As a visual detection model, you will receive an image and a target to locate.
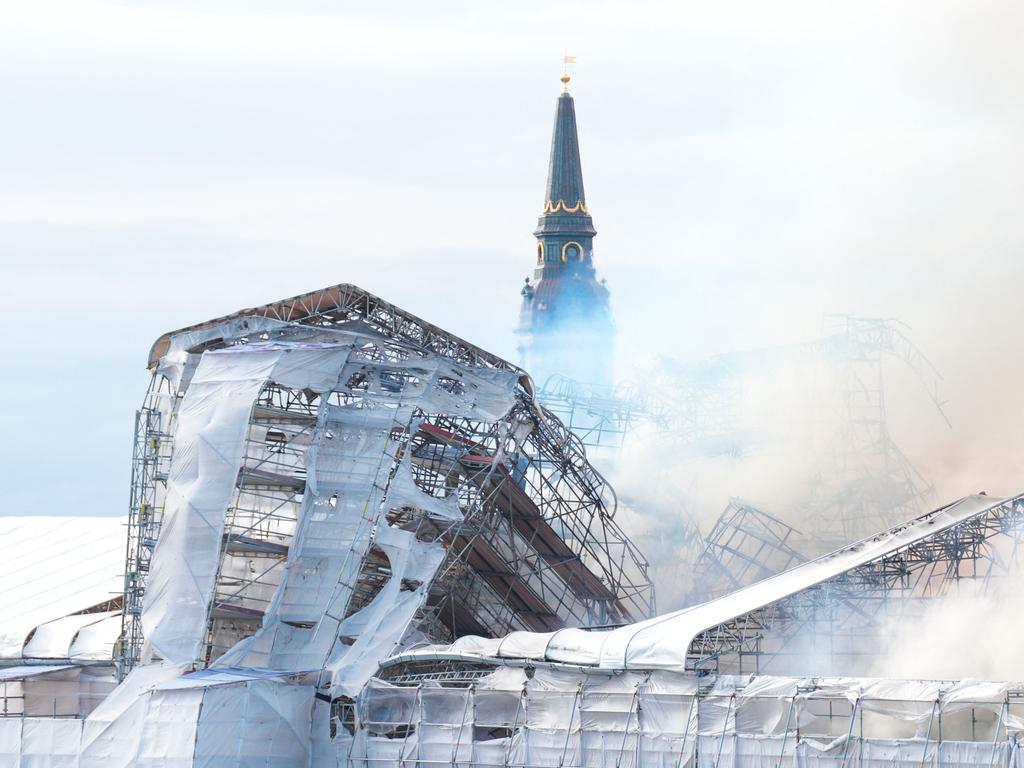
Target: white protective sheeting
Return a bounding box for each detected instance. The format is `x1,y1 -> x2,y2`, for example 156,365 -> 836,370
79,662 -> 190,768
0,516 -> 125,659
20,718 -> 83,768
156,667 -> 314,690
353,669 -> 1024,768
207,344 -> 516,699
0,664 -> 75,682
141,343 -> 353,665
69,615 -> 124,662
133,688 -> 203,768
190,678 -> 314,767
91,331 -> 519,765
77,660 -> 314,767
22,612 -> 118,660
326,526 -> 446,697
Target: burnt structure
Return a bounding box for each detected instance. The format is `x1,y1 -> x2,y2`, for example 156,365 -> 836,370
120,284 -> 654,680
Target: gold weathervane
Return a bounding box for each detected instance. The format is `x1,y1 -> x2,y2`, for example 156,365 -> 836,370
561,53 -> 576,93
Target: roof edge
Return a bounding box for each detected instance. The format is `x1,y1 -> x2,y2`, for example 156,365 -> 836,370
147,283 -> 532,394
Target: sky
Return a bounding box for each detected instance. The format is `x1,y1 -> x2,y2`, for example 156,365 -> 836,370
1,0 -> 1022,518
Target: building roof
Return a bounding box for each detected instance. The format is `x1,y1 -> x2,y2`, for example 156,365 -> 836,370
545,93 -> 587,211
535,90 -> 596,238
147,283 -> 525,380
0,516 -> 126,661
385,493 -> 1014,672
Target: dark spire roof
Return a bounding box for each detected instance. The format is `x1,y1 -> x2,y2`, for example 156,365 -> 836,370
544,93 -> 586,211
535,87 -> 596,238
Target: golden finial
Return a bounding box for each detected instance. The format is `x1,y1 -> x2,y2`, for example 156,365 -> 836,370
561,52 -> 576,93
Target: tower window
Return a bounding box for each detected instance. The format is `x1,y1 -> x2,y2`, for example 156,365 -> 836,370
561,241 -> 584,262
537,243 -> 544,263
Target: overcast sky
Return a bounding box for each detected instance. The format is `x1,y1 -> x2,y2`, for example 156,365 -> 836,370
1,0 -> 1022,517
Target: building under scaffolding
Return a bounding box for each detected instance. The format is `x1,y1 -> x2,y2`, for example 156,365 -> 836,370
0,283 -> 1021,766
364,493 -> 1024,766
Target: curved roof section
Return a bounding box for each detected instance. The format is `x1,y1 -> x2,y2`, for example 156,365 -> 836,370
0,516 -> 126,660
386,493 -> 1011,672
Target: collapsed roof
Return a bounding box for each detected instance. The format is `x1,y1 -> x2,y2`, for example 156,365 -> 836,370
385,492 -> 1024,675
122,283 -> 655,691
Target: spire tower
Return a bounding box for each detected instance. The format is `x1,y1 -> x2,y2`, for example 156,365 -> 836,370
517,65 -> 614,388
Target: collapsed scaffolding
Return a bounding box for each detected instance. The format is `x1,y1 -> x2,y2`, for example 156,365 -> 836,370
688,499 -> 805,604
544,316 -> 952,603
389,492 -> 1024,680
119,284 -> 655,681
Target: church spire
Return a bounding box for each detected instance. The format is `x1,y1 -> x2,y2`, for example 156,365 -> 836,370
543,91 -> 587,215
535,66 -> 596,238
517,64 -> 614,388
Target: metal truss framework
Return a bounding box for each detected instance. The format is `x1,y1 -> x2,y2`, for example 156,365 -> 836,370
120,284 -> 655,678
536,375 -> 669,450
804,315 -> 949,546
686,492 -> 1024,676
537,315 -> 949,558
688,498 -> 805,603
119,378 -> 175,676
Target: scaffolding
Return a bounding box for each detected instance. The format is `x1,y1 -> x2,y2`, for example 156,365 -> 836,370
119,376 -> 175,678
803,315 -> 950,546
688,499 -> 805,603
684,492 -> 1024,676
536,374 -> 669,449
120,284 -> 655,679
356,665 -> 1024,768
383,492 -> 1024,683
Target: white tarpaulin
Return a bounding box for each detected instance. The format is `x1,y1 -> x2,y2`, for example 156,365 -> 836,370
142,343 -> 354,665
69,615 -> 124,662
351,669 -> 1024,768
0,517 -> 125,660
23,612 -> 119,660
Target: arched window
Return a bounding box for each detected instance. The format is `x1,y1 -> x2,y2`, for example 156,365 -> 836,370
537,242 -> 544,263
561,241 -> 584,262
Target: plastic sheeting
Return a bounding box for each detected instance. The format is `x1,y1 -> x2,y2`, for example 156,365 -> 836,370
23,612 -> 119,661
79,662 -> 190,768
0,516 -> 126,659
69,331 -> 518,765
142,344 -> 357,665
156,667 -> 313,690
69,615 -> 124,663
351,668 -> 1024,768
0,665 -> 76,682
73,660 -> 316,767
200,342 -> 515,699
18,718 -> 83,768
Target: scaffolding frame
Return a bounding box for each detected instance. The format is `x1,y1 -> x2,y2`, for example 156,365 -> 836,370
363,663 -> 1024,767
118,376 -> 175,679
685,492 -> 1024,675
122,284 -> 655,676
536,374 -> 669,449
688,499 -> 805,603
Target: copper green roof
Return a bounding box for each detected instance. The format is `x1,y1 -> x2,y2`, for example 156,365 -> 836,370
544,93 -> 586,211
